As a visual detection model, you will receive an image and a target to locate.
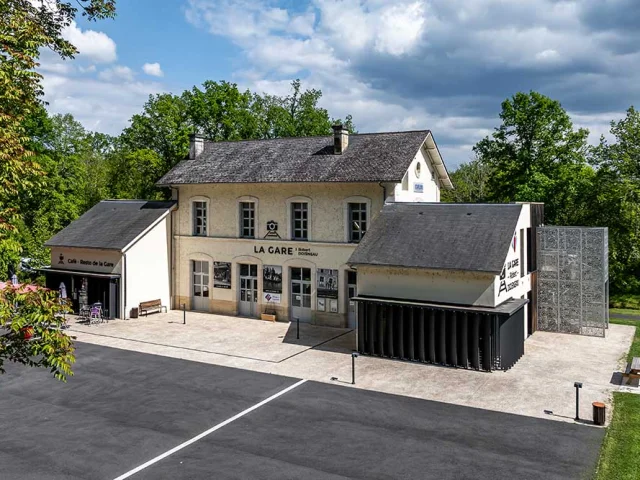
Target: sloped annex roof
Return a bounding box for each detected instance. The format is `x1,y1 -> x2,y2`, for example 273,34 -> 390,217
348,203 -> 523,274
157,130 -> 452,186
45,200 -> 176,251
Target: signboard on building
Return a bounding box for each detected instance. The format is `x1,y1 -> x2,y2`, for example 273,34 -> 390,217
51,248 -> 121,274
213,262 -> 231,289
414,182 -> 424,193
317,268 -> 338,299
263,265 -> 282,293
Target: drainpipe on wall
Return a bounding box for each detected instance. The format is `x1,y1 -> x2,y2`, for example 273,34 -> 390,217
378,182 -> 387,204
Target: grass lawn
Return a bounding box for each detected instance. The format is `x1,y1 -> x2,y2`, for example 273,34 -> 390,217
610,307 -> 640,317
594,393 -> 640,480
610,318 -> 640,362
595,318 -> 640,479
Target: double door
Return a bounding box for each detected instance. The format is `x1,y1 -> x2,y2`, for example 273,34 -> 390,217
290,267 -> 312,322
239,264 -> 258,317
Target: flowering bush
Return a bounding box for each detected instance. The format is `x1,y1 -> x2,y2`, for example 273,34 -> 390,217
0,282 -> 74,381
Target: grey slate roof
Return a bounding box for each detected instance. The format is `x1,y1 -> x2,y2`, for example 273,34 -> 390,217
348,203 -> 523,274
45,200 -> 176,251
157,130 -> 433,185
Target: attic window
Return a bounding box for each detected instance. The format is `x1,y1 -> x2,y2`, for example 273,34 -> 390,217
401,172 -> 409,191
415,162 -> 421,178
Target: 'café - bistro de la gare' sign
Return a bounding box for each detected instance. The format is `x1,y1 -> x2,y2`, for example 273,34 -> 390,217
253,245 -> 319,257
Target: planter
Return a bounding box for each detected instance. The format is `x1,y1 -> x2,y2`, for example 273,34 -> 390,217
261,313 -> 276,322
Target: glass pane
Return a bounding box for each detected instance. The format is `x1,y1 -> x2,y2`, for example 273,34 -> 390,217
303,284 -> 311,295
292,296 -> 301,307
292,283 -> 301,294
253,290 -> 258,302
250,265 -> 257,277
303,295 -> 311,308
241,278 -> 246,289
193,285 -> 201,296
302,268 -> 311,281
240,264 -> 248,276
291,268 -> 301,280
240,290 -> 246,301
347,271 -> 357,284
203,286 -> 209,298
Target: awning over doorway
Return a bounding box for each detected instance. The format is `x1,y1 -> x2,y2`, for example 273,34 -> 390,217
38,267 -> 120,279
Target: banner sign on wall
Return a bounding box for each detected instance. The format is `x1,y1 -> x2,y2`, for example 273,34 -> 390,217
263,265 -> 282,293
263,292 -> 281,304
317,268 -> 339,299
213,262 -> 232,289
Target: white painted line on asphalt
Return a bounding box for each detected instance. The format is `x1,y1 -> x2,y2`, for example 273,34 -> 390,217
113,379 -> 307,480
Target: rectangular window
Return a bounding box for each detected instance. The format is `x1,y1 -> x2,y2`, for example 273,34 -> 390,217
240,202 -> 255,238
193,201 -> 207,236
291,202 -> 308,240
349,203 -> 367,243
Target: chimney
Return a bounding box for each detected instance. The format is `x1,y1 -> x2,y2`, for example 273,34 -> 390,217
332,124 -> 349,154
189,133 -> 204,159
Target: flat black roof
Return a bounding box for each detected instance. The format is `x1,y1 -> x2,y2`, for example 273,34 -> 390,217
352,296 -> 528,316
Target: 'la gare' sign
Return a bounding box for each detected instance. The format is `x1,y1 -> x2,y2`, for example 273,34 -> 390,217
253,245 -> 319,257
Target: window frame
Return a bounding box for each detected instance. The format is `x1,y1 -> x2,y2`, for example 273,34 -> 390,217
240,201 -> 256,239
343,196 -> 371,243
348,202 -> 368,243
191,198 -> 209,237
286,196 -> 312,241
291,202 -> 309,241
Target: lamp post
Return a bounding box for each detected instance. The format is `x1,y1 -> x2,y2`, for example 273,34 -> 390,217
352,352 -> 359,385
574,382 -> 583,421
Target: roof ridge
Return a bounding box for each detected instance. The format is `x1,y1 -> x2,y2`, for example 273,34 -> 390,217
200,129 -> 431,145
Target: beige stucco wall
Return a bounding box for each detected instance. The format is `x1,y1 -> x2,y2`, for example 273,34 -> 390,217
356,265 -> 497,307
50,247 -> 122,274
173,182 -> 386,327
124,216 -> 171,319
175,182 -> 386,242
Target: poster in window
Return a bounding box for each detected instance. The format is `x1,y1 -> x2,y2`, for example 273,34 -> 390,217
317,268 -> 339,299
329,299 -> 338,313
317,297 -> 326,312
213,262 -> 231,289
263,265 -> 282,293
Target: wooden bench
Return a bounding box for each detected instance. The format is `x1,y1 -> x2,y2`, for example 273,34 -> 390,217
622,357 -> 640,386
139,299 -> 167,317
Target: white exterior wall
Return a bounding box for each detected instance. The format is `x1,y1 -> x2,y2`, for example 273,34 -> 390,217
392,144 -> 441,203
492,204 -> 532,338
124,216 -> 171,318
357,265 -> 496,306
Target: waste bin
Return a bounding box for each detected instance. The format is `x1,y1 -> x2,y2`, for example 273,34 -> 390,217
130,307 -> 139,319
592,401 -> 606,426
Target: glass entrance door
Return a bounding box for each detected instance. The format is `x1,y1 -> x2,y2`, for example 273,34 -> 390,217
191,260 -> 209,311
347,270 -> 357,329
239,264 -> 258,317
290,267 -> 312,322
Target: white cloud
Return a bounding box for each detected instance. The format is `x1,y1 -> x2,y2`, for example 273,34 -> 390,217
142,62 -> 164,77
98,65 -> 135,82
62,21 -> 117,63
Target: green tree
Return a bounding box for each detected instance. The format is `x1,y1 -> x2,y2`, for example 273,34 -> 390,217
0,1 -> 116,269
441,158 -> 492,203
121,93 -> 192,172
0,283 -> 74,381
107,148 -> 165,200
588,107 -> 640,292
474,91 -> 593,224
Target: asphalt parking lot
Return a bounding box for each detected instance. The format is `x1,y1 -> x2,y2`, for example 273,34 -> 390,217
0,343 -> 604,480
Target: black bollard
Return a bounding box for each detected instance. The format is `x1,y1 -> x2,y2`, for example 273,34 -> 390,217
296,317 -> 299,339
352,352 -> 358,384
182,303 -> 186,325
574,382 -> 583,421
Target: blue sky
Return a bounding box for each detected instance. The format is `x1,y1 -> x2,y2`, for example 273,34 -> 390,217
40,0 -> 640,168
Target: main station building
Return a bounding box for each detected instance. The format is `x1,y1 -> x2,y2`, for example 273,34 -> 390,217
44,125 -> 543,371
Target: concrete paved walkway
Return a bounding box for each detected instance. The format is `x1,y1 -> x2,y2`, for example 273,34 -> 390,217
68,310 -> 635,425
